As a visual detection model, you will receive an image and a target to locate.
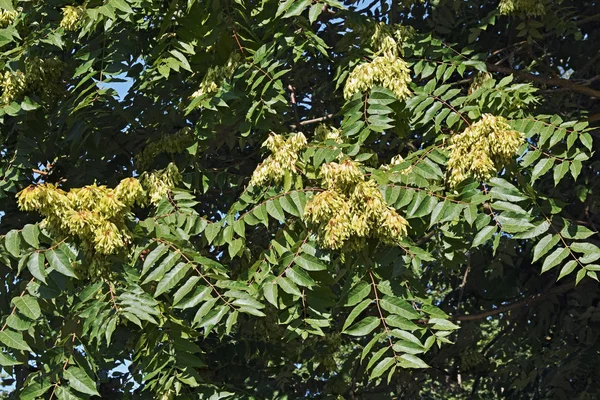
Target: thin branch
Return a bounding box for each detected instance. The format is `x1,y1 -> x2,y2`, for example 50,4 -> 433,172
369,271 -> 399,362
288,84 -> 301,127
456,255 -> 471,313
289,114 -> 335,130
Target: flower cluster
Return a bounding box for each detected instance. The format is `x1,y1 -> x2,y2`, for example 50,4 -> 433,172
0,57 -> 64,104
499,0 -> 545,16
304,159 -> 409,250
344,23 -> 412,100
0,9 -> 18,28
17,178 -> 146,255
447,114 -> 523,187
250,133 -> 307,187
135,128 -> 195,170
140,163 -> 182,205
191,52 -> 242,98
60,5 -> 85,31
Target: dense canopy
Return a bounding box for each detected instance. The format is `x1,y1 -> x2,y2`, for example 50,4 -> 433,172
0,0 -> 599,398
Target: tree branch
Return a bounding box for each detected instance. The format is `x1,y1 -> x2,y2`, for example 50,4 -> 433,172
453,280 -> 584,322
289,114 -> 335,130
486,63 -> 600,99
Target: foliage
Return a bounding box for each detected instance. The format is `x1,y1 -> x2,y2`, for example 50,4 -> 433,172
0,0 -> 599,398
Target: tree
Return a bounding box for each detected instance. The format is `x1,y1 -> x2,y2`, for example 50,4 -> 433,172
0,0 -> 598,398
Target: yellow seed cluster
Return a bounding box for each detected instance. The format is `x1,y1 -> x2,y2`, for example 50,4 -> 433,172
0,71 -> 26,104
381,155 -> 412,174
191,52 -> 242,98
0,57 -> 63,104
0,9 -> 18,28
26,57 -> 63,94
304,159 -> 409,250
447,114 -> 523,187
60,6 -> 85,31
343,54 -> 411,100
135,128 -> 195,170
140,163 -> 182,205
468,72 -> 492,95
314,124 -> 343,143
17,178 -> 146,255
344,23 -> 412,100
499,0 -> 545,16
250,133 -> 307,187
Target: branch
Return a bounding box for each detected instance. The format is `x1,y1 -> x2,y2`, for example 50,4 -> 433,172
453,280 -> 584,322
287,84 -> 301,127
486,63 -> 600,99
289,114 -> 335,130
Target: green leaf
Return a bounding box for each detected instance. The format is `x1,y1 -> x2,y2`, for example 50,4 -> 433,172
174,285 -> 212,310
513,220 -> 550,240
576,268 -> 586,284
370,357 -> 395,380
343,316 -> 380,336
204,223 -> 221,244
0,350 -> 21,366
0,330 -> 32,351
27,252 -> 46,284
284,0 -> 311,18
172,276 -> 201,306
541,247 -> 569,273
154,262 -> 191,297
308,3 -> 322,23
141,244 -> 168,276
558,260 -> 577,281
553,161 -> 570,186
20,378 -> 52,399
266,199 -> 285,222
263,281 -> 278,308
111,0 -> 134,13
429,318 -> 460,330
385,315 -> 419,331
0,0 -> 15,12
21,224 -> 40,248
142,251 -> 180,284
342,299 -> 372,332
361,332 -> 384,362
533,234 -> 560,263
294,253 -> 327,271
393,340 -> 426,354
379,296 -> 420,320
366,347 -> 388,372
345,281 -> 371,307
5,230 -> 21,257
286,266 -> 315,288
46,249 -> 77,278
64,366 -> 100,396
276,276 -> 302,296
472,226 -> 496,247
193,297 -> 218,324
390,329 -> 423,346
399,353 -> 430,368
12,295 -> 41,320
